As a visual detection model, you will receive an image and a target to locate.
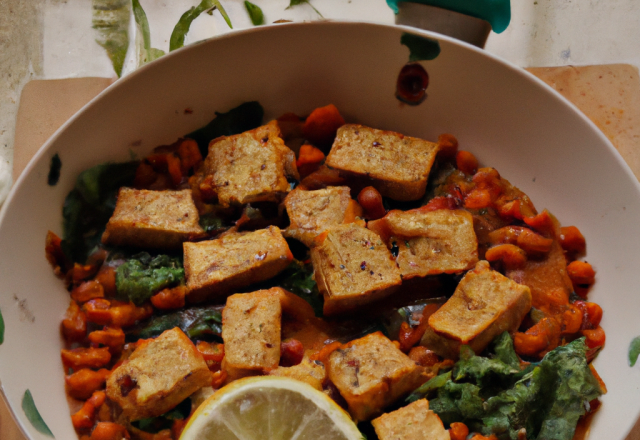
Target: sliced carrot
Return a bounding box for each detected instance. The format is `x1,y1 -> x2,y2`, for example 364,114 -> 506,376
485,244 -> 527,268
62,347 -> 111,371
66,369 -> 111,401
296,144 -> 326,178
62,300 -> 87,343
449,422 -> 470,440
150,286 -> 187,310
90,422 -> 130,440
72,281 -> 105,304
559,225 -> 586,254
567,261 -> 596,285
456,150 -> 478,175
342,199 -> 364,225
302,104 -> 345,150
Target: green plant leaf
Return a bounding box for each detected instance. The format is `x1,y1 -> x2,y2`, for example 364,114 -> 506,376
286,0 -> 324,18
22,390 -> 53,437
401,32 -> 441,62
92,0 -> 130,77
630,336 -> 640,367
170,0 -> 232,52
0,308 -> 4,345
244,1 -> 264,25
132,0 -> 166,64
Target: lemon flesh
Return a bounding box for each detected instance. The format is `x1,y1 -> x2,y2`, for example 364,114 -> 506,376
181,377 -> 363,440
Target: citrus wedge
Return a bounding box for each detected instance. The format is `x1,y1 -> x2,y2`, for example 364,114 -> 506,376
180,376 -> 363,440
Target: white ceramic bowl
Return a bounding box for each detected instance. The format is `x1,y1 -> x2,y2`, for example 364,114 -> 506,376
1,21 -> 640,440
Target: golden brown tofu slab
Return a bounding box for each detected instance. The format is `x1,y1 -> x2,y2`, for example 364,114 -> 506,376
283,186 -> 352,247
326,332 -> 425,421
101,188 -> 205,250
372,399 -> 450,440
310,224 -> 402,315
222,288 -> 282,371
106,328 -> 210,421
421,260 -> 532,358
325,124 -> 439,201
184,226 -> 293,303
204,121 -> 299,207
370,209 -> 478,279
267,355 -> 326,390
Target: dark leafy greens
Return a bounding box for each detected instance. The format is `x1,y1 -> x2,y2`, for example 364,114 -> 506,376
132,397 -> 191,433
186,101 -> 264,157
277,261 -> 324,317
407,335 -> 603,440
115,252 -> 184,305
125,306 -> 223,342
61,161 -> 138,263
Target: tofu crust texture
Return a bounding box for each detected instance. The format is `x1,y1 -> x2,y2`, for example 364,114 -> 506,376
371,208 -> 478,279
325,124 -> 438,201
327,332 -> 425,421
102,188 -> 205,250
204,121 -> 299,207
222,288 -> 282,372
310,223 -> 402,315
183,226 -> 293,303
106,328 -> 210,421
422,260 -> 532,358
283,186 -> 351,247
372,399 -> 450,440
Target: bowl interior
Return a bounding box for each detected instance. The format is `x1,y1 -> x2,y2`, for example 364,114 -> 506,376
1,21 -> 640,440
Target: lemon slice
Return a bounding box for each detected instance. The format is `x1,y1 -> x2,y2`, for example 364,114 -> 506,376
180,376 -> 363,440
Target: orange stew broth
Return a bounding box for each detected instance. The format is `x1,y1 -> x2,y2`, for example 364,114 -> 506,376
47,105 -> 604,440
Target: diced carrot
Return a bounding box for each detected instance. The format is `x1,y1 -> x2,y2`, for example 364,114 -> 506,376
574,301 -> 603,330
398,303 -> 440,352
567,261 -> 596,285
309,341 -> 342,366
516,228 -> 553,254
198,174 -> 218,202
62,347 -> 111,371
560,304 -> 583,335
497,199 -> 524,220
523,209 -> 557,236
71,391 -> 106,431
407,346 -> 441,367
171,419 -> 188,440
133,162 -> 158,189
177,139 -> 203,175
583,326 -> 606,349
464,188 -> 493,209
280,339 -> 305,367
449,422 -> 470,440
418,196 -> 459,212
559,225 -> 586,255
66,369 -> 111,401
146,154 -> 169,172
72,281 -> 105,304
484,244 -> 527,268
62,300 -> 88,343
84,299 -> 153,328
313,230 -> 330,246
89,327 -> 125,354
342,199 -> 364,225
45,230 -> 68,278
302,104 -> 345,150
299,165 -> 345,190
70,263 -> 100,284
357,186 -> 386,220
456,150 -> 478,175
166,154 -> 183,186
514,317 -> 561,357
150,285 -> 186,310
296,144 -> 325,178
95,266 -> 117,298
196,341 -> 225,363
90,422 -> 130,440
487,226 -> 522,245
436,133 -> 458,161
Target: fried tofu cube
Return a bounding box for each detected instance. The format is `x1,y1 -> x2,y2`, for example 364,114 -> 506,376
222,288 -> 282,371
106,328 -> 210,421
421,260 -> 532,358
267,355 -> 326,390
102,188 -> 205,250
184,226 -> 293,303
371,399 -> 450,440
325,124 -> 439,201
369,209 -> 478,279
283,186 -> 352,247
204,121 -> 299,207
310,224 -> 402,315
326,332 -> 425,421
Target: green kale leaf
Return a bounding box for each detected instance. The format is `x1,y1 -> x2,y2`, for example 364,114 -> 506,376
429,381 -> 485,426
278,261 -> 324,317
125,305 -> 223,342
186,101 -> 264,157
453,344 -> 520,390
115,252 -> 184,305
406,371 -> 452,403
491,331 -> 521,369
61,161 -> 138,263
